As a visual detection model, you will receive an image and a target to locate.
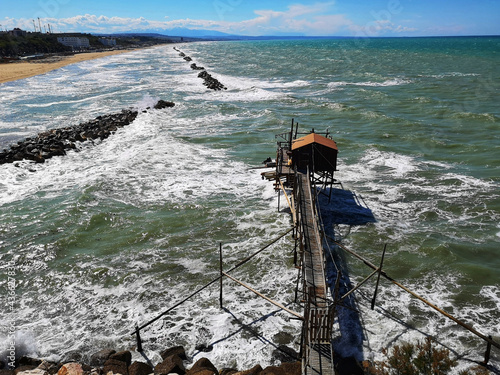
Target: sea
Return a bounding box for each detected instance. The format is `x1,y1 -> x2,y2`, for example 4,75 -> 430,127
0,37 -> 499,372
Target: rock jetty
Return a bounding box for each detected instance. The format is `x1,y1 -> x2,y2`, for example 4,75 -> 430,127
1,346 -> 302,375
0,100 -> 175,165
197,71 -> 227,91
190,63 -> 205,71
174,47 -> 226,91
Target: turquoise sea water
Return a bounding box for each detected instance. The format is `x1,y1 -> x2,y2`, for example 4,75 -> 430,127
0,37 -> 499,370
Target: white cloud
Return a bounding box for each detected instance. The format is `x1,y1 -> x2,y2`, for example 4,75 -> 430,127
349,19 -> 418,37
2,2 -> 418,36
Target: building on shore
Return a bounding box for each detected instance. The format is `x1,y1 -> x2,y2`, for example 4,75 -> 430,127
57,36 -> 90,49
99,38 -> 117,46
9,28 -> 27,37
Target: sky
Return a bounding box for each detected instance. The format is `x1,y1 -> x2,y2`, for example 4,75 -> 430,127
1,0 -> 499,37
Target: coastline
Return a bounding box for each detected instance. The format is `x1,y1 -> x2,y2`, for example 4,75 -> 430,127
0,49 -> 137,84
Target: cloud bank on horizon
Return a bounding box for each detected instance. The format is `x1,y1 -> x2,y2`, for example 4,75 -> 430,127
2,0 -> 499,37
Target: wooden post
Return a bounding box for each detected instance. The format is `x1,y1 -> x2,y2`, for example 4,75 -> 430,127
219,243 -> 223,309
481,335 -> 492,365
135,324 -> 143,352
371,244 -> 387,310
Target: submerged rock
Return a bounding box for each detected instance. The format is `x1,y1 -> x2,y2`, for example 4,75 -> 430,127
153,100 -> 175,109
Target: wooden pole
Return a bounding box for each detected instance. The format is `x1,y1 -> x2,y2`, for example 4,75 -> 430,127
481,335 -> 492,365
135,323 -> 143,352
371,244 -> 387,310
277,179 -> 281,212
219,243 -> 223,309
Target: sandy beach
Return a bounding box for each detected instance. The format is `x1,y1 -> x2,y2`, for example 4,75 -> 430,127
0,49 -> 135,84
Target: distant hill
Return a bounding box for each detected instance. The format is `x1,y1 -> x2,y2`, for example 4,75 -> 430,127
121,28 -> 240,40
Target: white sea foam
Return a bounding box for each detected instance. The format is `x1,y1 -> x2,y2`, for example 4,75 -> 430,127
1,40 -> 499,370
327,78 -> 411,90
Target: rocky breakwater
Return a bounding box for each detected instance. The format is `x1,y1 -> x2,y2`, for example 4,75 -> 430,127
0,100 -> 174,165
197,71 -> 227,91
1,346 -> 301,375
173,47 -> 227,91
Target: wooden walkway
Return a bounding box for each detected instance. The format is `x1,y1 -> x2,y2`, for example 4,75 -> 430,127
295,173 -> 335,375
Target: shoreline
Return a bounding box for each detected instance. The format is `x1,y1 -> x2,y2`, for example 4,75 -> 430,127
0,49 -> 138,84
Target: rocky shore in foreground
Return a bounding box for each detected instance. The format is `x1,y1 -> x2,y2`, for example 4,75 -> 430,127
0,100 -> 174,165
0,346 -> 302,375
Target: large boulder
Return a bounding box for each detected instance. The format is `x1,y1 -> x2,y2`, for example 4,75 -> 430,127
159,347 -> 186,361
90,349 -> 116,367
186,358 -> 217,375
103,359 -> 128,375
231,365 -> 262,375
260,362 -> 300,375
127,362 -> 152,375
109,352 -> 131,367
154,355 -> 185,375
57,363 -> 83,375
37,361 -> 61,375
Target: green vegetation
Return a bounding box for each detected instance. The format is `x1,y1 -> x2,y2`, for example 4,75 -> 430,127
364,337 -> 490,375
0,32 -> 173,58
0,32 -> 71,57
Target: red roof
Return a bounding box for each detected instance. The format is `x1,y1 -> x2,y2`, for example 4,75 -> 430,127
291,133 -> 338,151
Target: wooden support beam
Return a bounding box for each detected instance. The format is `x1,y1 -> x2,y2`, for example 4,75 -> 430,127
222,271 -> 303,320
341,268 -> 378,301
279,178 -> 295,219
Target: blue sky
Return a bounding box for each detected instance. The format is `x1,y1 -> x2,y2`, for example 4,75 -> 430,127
2,0 -> 499,36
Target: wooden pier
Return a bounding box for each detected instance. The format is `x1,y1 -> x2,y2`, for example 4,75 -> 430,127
131,121 -> 499,374
266,125 -> 340,375
295,172 -> 335,375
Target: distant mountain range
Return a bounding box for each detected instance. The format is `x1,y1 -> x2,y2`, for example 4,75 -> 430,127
111,28 -> 240,39
98,28 -> 346,41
